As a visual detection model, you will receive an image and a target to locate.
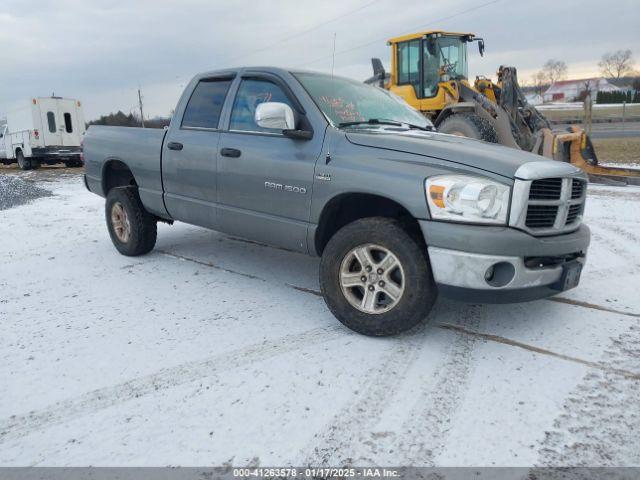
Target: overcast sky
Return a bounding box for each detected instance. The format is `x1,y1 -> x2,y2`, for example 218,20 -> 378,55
1,0 -> 638,120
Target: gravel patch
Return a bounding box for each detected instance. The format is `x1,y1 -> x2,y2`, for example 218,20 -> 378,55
0,174 -> 53,210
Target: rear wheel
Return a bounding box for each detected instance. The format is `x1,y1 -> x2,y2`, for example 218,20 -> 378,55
320,217 -> 437,336
105,187 -> 157,256
16,151 -> 31,170
438,113 -> 498,143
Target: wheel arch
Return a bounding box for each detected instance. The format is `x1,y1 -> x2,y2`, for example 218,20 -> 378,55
101,158 -> 138,196
313,192 -> 424,256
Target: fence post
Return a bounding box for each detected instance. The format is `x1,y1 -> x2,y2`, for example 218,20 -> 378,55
622,101 -> 626,131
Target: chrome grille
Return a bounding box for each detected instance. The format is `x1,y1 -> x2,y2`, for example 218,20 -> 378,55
571,179 -> 584,199
566,203 -> 583,224
510,166 -> 587,236
529,178 -> 562,200
525,205 -> 558,228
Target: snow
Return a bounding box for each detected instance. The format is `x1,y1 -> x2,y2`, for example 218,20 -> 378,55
1,172 -> 640,467
599,162 -> 640,169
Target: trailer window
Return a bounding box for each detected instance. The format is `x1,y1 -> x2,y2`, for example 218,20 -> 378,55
47,112 -> 56,133
64,113 -> 73,133
182,78 -> 233,129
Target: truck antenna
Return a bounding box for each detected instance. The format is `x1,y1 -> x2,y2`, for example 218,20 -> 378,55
138,87 -> 145,128
331,33 -> 337,77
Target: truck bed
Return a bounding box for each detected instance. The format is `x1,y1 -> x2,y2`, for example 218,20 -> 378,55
84,126 -> 168,217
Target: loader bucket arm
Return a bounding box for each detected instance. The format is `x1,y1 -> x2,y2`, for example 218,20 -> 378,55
493,67 -> 640,185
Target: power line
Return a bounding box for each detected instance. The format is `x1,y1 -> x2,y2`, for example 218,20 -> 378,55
294,0 -> 504,68
219,0 -> 383,65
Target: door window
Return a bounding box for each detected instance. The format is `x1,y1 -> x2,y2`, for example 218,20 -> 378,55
182,78 -> 233,129
397,40 -> 420,91
229,79 -> 293,133
47,112 -> 56,133
64,113 -> 73,133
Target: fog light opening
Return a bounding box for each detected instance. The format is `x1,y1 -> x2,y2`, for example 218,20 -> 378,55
484,262 -> 515,287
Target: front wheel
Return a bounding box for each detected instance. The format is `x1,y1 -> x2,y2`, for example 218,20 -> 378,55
105,187 -> 157,256
320,217 -> 437,336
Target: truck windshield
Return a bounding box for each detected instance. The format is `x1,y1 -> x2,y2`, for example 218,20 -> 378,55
294,72 -> 431,129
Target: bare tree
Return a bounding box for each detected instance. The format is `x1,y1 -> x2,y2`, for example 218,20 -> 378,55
598,50 -> 634,79
531,71 -> 548,96
542,59 -> 568,84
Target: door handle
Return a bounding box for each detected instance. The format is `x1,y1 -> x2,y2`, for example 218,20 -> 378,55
220,148 -> 241,158
167,142 -> 183,151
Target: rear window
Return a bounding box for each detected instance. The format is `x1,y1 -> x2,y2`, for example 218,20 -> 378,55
64,113 -> 73,133
47,112 -> 56,133
182,79 -> 233,129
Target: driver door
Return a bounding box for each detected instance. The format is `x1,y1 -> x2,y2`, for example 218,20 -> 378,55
216,74 -> 324,252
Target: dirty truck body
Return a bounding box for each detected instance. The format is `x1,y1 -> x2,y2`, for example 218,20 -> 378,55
84,67 -> 590,336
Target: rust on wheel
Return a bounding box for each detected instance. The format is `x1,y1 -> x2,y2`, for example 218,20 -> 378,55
111,202 -> 131,243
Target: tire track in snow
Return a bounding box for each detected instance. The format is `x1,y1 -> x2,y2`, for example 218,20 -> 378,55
381,305 -> 483,466
535,323 -> 640,467
589,225 -> 637,263
298,324 -> 429,467
0,326 -> 348,443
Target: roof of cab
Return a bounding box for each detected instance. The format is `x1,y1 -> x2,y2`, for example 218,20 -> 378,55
387,30 -> 475,44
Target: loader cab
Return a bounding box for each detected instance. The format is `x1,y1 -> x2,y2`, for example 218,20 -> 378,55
387,31 -> 480,114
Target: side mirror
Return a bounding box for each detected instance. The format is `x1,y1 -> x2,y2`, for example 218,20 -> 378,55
478,38 -> 485,57
255,102 -> 295,130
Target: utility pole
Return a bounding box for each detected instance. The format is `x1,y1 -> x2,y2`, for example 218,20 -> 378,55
138,87 -> 145,128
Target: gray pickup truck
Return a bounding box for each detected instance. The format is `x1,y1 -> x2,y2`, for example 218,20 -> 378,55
84,67 -> 590,336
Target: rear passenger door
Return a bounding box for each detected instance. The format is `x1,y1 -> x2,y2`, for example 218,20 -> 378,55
162,76 -> 234,228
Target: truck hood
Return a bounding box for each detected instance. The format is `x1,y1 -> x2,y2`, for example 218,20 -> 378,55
345,129 -> 548,178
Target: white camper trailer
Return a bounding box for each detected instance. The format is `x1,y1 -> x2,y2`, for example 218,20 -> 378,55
0,97 -> 86,170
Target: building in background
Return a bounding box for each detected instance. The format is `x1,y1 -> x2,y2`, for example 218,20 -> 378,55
543,78 -> 620,103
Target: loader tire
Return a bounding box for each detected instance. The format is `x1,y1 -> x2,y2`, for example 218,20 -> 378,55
105,187 -> 157,256
438,113 -> 498,143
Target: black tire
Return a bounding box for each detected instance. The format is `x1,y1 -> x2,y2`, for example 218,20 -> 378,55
320,217 -> 437,336
16,151 -> 32,170
438,113 -> 498,143
105,187 -> 157,256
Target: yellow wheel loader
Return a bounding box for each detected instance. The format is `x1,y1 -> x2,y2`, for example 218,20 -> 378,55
368,31 -> 640,185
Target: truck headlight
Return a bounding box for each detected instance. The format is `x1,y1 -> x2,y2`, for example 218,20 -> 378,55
426,175 -> 510,224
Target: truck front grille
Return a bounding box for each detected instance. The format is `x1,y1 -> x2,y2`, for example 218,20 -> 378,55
525,205 -> 558,228
529,178 -> 562,200
511,175 -> 587,236
571,179 -> 584,199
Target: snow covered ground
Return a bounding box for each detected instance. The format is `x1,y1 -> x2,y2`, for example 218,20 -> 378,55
1,170 -> 639,467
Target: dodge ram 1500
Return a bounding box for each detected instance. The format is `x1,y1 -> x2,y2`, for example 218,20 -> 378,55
84,67 -> 590,336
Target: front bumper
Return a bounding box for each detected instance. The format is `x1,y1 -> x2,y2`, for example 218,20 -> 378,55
419,220 -> 590,303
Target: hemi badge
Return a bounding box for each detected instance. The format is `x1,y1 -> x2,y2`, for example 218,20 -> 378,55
315,173 -> 331,181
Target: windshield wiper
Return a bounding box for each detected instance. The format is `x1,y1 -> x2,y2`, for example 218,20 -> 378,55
338,118 -> 433,131
338,119 -> 403,128
405,122 -> 433,131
